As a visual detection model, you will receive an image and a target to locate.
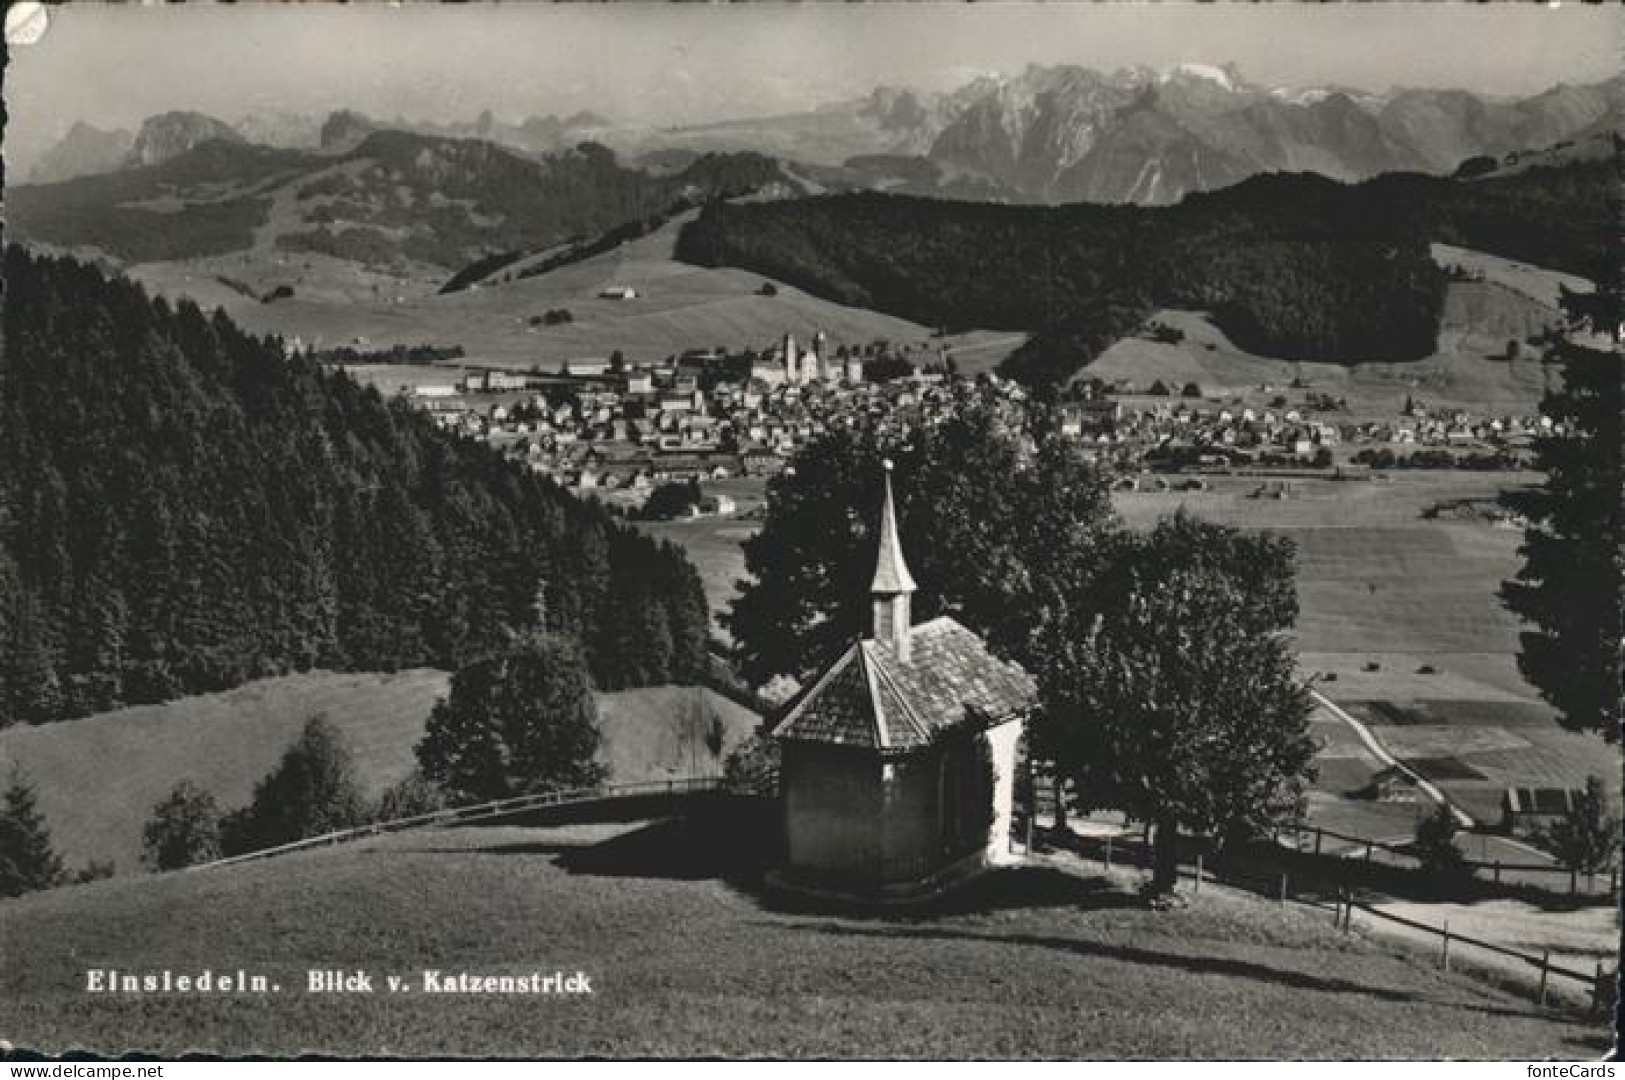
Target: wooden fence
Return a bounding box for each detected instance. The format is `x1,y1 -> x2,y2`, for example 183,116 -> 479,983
191,776 -> 730,872
1289,822 -> 1618,899
1029,774 -> 1615,901
1057,829 -> 1616,1015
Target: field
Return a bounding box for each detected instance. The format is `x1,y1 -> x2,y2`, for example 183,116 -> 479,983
1432,242 -> 1595,311
128,212 -> 1017,369
1087,243 -> 1567,420
0,671 -> 761,876
1115,470 -> 1625,839
0,813 -> 1604,1058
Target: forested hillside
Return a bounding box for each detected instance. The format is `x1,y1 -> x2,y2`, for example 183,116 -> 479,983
7,135 -> 795,274
676,158 -> 1614,387
0,248 -> 709,725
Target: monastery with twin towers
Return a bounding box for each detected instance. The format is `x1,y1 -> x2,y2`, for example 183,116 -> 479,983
752,331 -> 865,388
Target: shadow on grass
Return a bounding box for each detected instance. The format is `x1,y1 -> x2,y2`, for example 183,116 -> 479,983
553,816 -> 772,883
783,921 -> 1560,1021
753,864 -> 1139,919
505,807 -> 1128,919
1564,1030 -> 1617,1056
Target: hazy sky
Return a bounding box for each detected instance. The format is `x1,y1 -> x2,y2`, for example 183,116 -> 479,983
7,2 -> 1621,173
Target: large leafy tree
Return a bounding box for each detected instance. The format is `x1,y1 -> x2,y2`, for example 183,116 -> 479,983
142,779 -> 223,870
724,404 -> 1114,686
0,766 -> 64,897
1501,281 -> 1622,741
223,714 -> 366,854
416,631 -> 606,803
1045,514 -> 1314,896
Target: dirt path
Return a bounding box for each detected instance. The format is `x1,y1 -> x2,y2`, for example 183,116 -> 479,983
1313,689 -> 1475,827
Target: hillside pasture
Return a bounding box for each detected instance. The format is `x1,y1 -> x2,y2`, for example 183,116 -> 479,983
0,814 -> 1602,1058
1431,243 -> 1594,311
0,672 -> 761,875
1086,271 -> 1561,419
139,213 -> 1011,368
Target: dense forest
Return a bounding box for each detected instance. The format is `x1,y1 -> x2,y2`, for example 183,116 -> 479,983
675,158 -> 1614,388
0,248 -> 710,726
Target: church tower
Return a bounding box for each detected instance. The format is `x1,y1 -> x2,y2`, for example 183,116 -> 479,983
783,333 -> 798,385
870,460 -> 917,662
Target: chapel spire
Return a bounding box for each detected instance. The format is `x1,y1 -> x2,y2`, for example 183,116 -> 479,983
870,459 -> 916,660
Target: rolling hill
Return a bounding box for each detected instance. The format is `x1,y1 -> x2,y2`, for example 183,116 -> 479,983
133,211 -> 1007,368
1084,244 -> 1572,415
675,157 -> 1612,387
0,670 -> 761,875
0,817 -> 1604,1057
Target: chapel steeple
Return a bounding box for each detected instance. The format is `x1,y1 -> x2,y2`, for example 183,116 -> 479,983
870,459 -> 917,662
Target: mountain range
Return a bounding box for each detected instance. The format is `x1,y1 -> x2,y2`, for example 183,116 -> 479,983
644,63 -> 1621,204
27,63 -> 1623,205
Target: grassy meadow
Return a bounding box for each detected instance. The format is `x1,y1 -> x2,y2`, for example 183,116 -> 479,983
0,672 -> 761,876
0,813 -> 1606,1058
132,212 -> 1013,367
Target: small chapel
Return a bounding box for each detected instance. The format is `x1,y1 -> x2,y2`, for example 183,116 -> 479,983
770,463 -> 1037,901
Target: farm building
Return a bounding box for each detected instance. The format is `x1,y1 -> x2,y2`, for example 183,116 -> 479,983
770,463 -> 1036,902
599,285 -> 638,300
563,358 -> 613,377
1367,765 -> 1422,804
1500,787 -> 1583,836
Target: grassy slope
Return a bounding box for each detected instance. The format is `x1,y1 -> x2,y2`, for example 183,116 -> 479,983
1432,242 -> 1596,311
0,818 -> 1603,1058
0,672 -> 761,875
1087,288 -> 1558,419
130,212 -> 1012,367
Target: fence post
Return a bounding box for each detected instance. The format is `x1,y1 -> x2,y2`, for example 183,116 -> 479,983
1592,962 -> 1606,1016
1440,920 -> 1450,971
1611,866 -> 1618,897
1493,860 -> 1501,885
1365,839 -> 1374,864
1194,853 -> 1203,895
1569,868 -> 1577,896
1314,828 -> 1323,856
1105,835 -> 1113,870
1278,873 -> 1288,905
1538,949 -> 1550,1007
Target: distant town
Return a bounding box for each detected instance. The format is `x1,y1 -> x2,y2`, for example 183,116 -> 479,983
318,329 -> 1563,517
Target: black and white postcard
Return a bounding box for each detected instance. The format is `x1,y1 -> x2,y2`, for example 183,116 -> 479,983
1,1 -> 1619,1061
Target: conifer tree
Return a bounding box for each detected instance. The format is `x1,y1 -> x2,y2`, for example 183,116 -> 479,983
1502,281 -> 1622,741
0,767 -> 64,897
